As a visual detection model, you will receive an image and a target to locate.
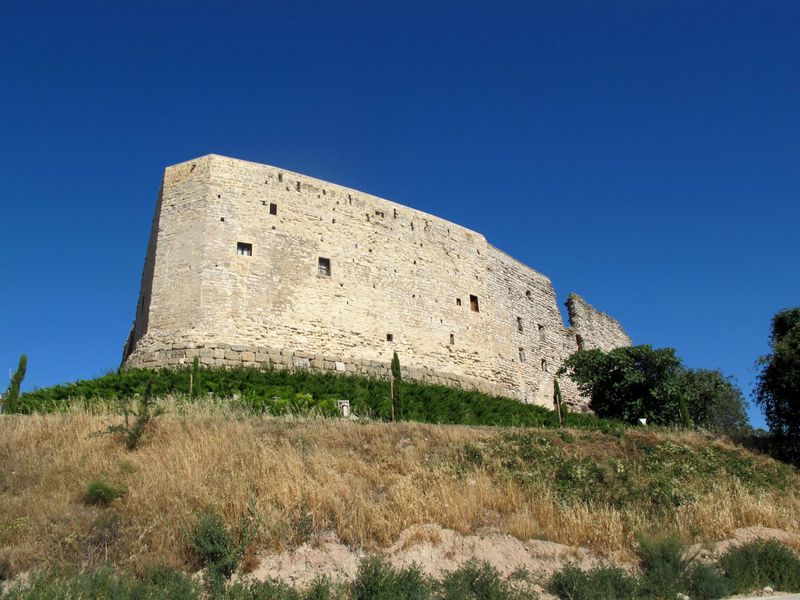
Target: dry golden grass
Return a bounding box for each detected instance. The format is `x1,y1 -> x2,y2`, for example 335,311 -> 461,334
0,404 -> 798,574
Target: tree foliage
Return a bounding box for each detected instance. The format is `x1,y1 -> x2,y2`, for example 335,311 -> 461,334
560,345 -> 683,425
561,346 -> 749,432
755,307 -> 800,463
680,369 -> 749,435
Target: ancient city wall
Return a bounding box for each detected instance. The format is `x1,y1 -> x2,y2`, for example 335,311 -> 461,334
123,154 -> 631,408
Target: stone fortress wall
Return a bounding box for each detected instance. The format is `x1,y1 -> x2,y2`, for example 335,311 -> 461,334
123,154 -> 631,409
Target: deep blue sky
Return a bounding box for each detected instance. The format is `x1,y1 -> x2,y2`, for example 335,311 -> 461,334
2,1 -> 797,427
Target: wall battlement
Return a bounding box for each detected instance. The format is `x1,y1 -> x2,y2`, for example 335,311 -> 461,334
123,154 -> 631,408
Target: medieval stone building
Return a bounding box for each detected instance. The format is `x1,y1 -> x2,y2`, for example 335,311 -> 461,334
122,154 -> 631,408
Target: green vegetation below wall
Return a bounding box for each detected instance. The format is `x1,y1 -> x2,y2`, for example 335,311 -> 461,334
18,367 -> 616,430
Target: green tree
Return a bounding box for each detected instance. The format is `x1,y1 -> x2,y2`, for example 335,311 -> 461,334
679,369 -> 750,435
390,351 -> 402,420
755,307 -> 800,463
3,354 -> 27,414
560,345 -> 683,425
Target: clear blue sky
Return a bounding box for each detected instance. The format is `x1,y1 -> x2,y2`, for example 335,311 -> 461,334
1,1 -> 797,428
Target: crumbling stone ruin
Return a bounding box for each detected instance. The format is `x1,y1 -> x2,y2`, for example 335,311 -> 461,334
122,154 -> 631,409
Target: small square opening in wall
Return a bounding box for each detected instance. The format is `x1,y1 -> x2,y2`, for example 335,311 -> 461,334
237,242 -> 252,256
269,203 -> 277,215
386,333 -> 393,342
456,298 -> 462,306
469,294 -> 480,312
318,257 -> 331,276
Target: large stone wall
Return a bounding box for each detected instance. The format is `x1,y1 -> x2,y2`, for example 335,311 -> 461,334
123,154 -> 632,409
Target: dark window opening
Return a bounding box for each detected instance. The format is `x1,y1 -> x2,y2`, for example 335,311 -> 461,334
318,257 -> 331,276
393,208 -> 397,218
237,242 -> 252,256
470,295 -> 480,312
220,217 -> 225,222
450,333 -> 455,345
296,181 -> 301,191
517,317 -> 524,333
278,173 -> 283,182
538,324 -> 545,340
386,333 -> 393,342
269,203 -> 277,215
576,334 -> 584,351
541,359 -> 548,372
526,290 -> 532,299
519,348 -> 526,362
456,298 -> 462,306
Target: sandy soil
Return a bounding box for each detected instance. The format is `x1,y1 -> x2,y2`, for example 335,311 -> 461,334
245,524 -> 800,595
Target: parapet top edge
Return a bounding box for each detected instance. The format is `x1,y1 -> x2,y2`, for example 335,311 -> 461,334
165,153 -> 488,244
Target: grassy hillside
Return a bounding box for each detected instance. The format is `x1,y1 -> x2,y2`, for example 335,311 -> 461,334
0,403 -> 797,581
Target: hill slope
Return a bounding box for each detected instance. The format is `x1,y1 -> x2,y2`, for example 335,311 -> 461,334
1,405 -> 797,581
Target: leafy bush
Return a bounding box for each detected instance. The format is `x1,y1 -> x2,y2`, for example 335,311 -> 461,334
188,512 -> 238,580
682,562 -> 730,600
18,366 -> 617,431
351,556 -> 431,600
3,567 -> 199,599
718,539 -> 800,593
440,560 -> 527,599
636,535 -> 687,599
548,564 -> 638,600
84,479 -> 126,506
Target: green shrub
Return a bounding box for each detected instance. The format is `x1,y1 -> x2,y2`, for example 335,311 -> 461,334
440,560 -> 526,600
719,540 -> 800,593
548,564 -> 638,600
188,512 -> 238,580
636,535 -> 687,599
84,479 -> 126,506
18,366 -> 618,432
223,579 -> 302,599
682,562 -> 730,600
351,556 -> 432,600
3,567 -> 199,599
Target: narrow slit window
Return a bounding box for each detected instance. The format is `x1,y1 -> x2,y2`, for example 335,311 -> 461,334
456,298 -> 462,306
538,324 -> 545,340
386,333 -> 393,342
517,317 -> 524,332
576,334 -> 584,351
541,359 -> 548,372
519,348 -> 526,362
450,333 -> 455,345
318,257 -> 331,276
237,242 -> 252,256
526,290 -> 532,300
469,294 -> 480,312
269,203 -> 277,215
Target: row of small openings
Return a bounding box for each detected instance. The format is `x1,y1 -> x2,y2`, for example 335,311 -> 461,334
454,296 -> 480,312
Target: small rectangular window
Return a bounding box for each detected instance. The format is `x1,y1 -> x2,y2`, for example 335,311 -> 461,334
318,257 -> 331,276
237,242 -> 252,256
450,333 -> 455,345
470,294 -> 479,312
456,298 -> 462,306
538,324 -> 545,340
519,348 -> 526,362
269,203 -> 277,215
386,333 -> 393,342
517,317 -> 524,333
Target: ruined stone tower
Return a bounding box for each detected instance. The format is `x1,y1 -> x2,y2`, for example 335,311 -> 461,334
122,154 -> 631,408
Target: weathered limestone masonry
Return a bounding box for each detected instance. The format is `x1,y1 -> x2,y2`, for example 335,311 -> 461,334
122,154 -> 632,409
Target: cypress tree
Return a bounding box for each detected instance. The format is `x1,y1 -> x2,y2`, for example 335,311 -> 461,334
4,354 -> 27,414
391,351 -> 402,420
